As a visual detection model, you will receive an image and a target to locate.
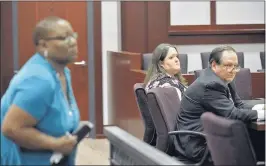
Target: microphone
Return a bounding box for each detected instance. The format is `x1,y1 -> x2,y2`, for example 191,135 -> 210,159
50,122 -> 94,166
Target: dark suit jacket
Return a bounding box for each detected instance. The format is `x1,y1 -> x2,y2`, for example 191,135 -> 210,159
176,68 -> 258,162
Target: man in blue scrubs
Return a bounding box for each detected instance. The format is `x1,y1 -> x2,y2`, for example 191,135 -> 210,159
1,16 -> 80,165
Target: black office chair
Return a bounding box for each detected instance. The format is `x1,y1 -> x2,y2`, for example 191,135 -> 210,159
147,87 -> 210,165
201,112 -> 265,166
142,53 -> 152,71
260,52 -> 265,70
133,83 -> 157,146
179,54 -> 188,74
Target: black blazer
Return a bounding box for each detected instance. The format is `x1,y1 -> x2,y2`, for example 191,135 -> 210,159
176,68 -> 258,162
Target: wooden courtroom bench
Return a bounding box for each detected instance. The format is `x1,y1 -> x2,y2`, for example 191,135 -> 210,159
104,126 -> 184,165
107,51 -> 265,139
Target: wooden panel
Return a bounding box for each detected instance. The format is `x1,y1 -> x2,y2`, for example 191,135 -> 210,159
17,2 -> 37,66
168,24 -> 265,36
168,2 -> 264,36
251,72 -> 265,99
146,2 -> 169,52
1,2 -> 14,97
121,1 -> 148,53
93,1 -> 103,137
147,1 -> 264,48
108,51 -> 143,138
121,1 -> 265,53
210,1 -> 216,25
65,2 -> 89,122
36,2 -> 67,19
121,51 -> 142,69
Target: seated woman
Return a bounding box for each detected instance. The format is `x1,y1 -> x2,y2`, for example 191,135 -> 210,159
144,43 -> 187,99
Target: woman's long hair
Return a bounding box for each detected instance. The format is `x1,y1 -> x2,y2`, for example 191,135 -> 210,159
143,43 -> 187,86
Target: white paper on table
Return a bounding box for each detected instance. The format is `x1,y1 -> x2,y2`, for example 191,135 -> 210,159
252,104 -> 265,110
256,109 -> 265,121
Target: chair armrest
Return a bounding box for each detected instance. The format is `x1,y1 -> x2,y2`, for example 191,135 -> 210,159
168,130 -> 206,138
168,130 -> 209,166
256,161 -> 265,166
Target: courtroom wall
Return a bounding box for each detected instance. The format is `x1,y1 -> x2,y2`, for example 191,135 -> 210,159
101,2 -> 121,125
168,2 -> 265,71
102,1 -> 265,125
121,1 -> 265,72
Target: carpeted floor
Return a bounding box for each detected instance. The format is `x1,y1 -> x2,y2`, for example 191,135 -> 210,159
75,138 -> 110,165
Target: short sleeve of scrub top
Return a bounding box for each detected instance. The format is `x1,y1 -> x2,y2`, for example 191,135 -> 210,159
12,76 -> 54,121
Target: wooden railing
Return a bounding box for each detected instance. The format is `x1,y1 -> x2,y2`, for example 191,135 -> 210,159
104,126 -> 184,165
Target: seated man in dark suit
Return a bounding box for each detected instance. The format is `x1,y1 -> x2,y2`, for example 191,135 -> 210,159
176,45 -> 264,162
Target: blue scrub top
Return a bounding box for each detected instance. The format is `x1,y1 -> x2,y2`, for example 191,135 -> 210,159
1,53 -> 80,165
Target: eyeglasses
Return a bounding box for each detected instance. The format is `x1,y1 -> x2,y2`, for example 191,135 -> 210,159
43,32 -> 78,45
220,64 -> 241,72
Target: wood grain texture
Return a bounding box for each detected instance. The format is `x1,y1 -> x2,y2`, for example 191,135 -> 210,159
121,1 -> 148,53
121,1 -> 265,53
1,2 -> 14,97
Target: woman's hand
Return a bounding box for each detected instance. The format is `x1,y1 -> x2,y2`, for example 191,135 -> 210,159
53,134 -> 78,155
